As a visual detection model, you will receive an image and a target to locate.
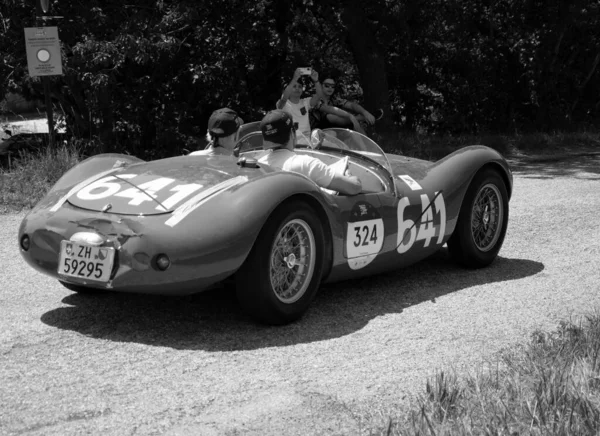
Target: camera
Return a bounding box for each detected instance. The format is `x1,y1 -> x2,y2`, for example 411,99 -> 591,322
298,67 -> 312,76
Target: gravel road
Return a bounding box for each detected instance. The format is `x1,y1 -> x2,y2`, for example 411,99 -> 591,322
1,154 -> 599,435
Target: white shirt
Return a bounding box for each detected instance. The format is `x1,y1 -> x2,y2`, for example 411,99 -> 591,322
282,98 -> 313,144
258,149 -> 335,188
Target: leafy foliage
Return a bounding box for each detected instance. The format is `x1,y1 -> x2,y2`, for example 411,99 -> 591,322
1,0 -> 599,157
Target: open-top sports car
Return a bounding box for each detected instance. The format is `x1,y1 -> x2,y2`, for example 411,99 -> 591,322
18,126 -> 512,324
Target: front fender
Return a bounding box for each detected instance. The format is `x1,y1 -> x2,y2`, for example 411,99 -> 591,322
427,146 -> 513,235
431,146 -> 512,197
389,146 -> 512,238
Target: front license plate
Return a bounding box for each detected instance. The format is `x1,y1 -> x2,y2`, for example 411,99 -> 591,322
58,240 -> 115,283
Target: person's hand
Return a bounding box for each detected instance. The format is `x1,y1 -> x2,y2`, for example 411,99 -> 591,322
310,129 -> 325,149
347,175 -> 362,191
363,111 -> 376,126
310,69 -> 319,83
350,115 -> 362,132
292,68 -> 302,81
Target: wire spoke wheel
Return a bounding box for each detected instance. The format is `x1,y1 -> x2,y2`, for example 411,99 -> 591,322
269,218 -> 316,304
470,184 -> 503,252
447,169 -> 509,268
236,200 -> 325,324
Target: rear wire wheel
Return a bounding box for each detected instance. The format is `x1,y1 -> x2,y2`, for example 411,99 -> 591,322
448,168 -> 509,268
236,200 -> 325,325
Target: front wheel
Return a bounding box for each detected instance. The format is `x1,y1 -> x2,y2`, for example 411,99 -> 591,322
447,168 -> 509,268
235,200 -> 325,325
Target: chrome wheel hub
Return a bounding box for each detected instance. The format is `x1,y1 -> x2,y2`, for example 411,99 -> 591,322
283,253 -> 297,269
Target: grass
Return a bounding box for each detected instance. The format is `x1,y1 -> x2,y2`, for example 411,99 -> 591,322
0,142 -> 82,212
372,313 -> 600,435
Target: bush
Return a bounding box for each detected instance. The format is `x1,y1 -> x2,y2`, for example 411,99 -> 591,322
0,142 -> 82,211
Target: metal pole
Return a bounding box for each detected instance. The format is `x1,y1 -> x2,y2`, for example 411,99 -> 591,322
36,12 -> 54,149
42,75 -> 54,148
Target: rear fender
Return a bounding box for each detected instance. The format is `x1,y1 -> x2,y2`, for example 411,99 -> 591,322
184,171 -> 336,274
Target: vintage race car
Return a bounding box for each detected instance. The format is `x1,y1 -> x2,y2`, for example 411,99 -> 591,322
18,126 -> 512,325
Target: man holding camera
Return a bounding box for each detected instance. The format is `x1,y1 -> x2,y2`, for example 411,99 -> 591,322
276,67 -> 322,145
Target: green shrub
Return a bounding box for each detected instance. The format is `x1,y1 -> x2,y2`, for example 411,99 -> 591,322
0,142 -> 82,211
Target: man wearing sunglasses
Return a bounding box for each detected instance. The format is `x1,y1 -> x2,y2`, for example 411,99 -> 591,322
312,73 -> 383,132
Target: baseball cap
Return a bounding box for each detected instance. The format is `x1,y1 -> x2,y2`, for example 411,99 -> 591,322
207,108 -> 243,138
260,110 -> 294,147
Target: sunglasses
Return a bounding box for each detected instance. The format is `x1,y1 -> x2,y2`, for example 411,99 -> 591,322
322,83 -> 335,88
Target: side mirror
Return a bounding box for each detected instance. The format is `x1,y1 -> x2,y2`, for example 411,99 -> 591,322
236,157 -> 260,168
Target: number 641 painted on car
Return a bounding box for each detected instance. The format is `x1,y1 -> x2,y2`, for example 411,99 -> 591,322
397,192 -> 446,254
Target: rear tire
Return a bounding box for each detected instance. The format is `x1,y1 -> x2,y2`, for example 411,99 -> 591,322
236,200 -> 325,325
447,168 -> 509,268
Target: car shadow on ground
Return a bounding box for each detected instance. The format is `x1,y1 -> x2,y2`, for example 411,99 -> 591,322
40,248 -> 545,351
509,152 -> 600,180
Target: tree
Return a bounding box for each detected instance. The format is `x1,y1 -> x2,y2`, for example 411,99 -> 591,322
2,0 -> 599,158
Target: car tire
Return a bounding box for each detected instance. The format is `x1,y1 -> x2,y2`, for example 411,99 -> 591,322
235,200 -> 325,325
59,280 -> 105,295
447,168 -> 509,268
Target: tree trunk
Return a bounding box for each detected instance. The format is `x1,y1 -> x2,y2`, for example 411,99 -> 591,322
341,0 -> 393,133
97,86 -> 114,153
58,75 -> 92,139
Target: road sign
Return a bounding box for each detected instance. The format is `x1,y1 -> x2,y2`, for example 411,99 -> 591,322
24,27 -> 63,77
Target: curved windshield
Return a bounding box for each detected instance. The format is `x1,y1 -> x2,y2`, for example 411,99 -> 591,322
235,124 -> 394,181
302,128 -> 394,178
236,121 -> 261,141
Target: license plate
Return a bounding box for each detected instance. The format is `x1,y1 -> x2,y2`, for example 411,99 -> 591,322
58,240 -> 115,283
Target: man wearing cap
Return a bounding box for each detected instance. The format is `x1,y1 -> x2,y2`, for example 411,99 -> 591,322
190,108 -> 243,156
258,110 -> 362,196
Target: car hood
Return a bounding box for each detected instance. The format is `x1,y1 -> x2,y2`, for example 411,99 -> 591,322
66,155 -> 266,215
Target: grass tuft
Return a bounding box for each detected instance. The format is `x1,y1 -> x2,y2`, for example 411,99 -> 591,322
0,142 -> 82,212
385,313 -> 600,435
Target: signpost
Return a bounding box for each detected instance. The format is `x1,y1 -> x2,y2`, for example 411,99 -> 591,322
24,26 -> 63,77
23,0 -> 63,148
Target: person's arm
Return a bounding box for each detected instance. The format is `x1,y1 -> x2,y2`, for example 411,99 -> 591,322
344,101 -> 376,125
326,173 -> 362,196
276,68 -> 302,109
304,155 -> 361,195
320,103 -> 362,132
309,69 -> 323,108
